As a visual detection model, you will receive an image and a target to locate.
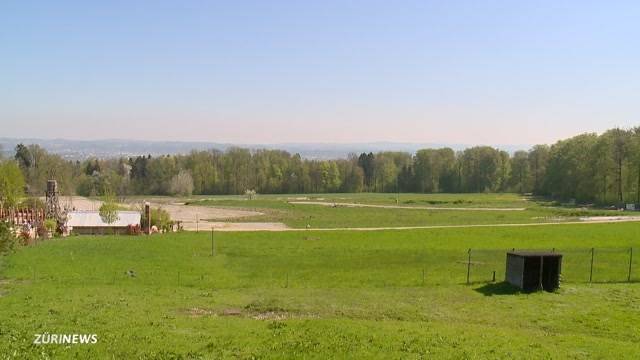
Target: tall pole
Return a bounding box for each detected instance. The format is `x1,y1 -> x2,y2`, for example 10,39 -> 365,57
211,226 -> 216,256
589,248 -> 594,283
396,175 -> 399,205
628,247 -> 633,282
466,249 -> 471,285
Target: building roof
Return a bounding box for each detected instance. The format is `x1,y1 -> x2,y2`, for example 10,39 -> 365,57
507,251 -> 562,257
66,210 -> 141,228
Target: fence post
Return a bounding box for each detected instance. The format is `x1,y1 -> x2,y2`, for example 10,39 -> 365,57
211,226 -> 216,256
492,270 -> 496,283
589,248 -> 594,283
466,249 -> 471,285
628,247 -> 633,282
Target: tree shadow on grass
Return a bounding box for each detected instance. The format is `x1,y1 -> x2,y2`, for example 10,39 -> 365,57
474,282 -> 521,296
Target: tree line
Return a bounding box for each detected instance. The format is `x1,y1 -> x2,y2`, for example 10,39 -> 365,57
3,126 -> 640,206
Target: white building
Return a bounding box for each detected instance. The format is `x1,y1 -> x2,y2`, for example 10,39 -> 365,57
66,210 -> 141,235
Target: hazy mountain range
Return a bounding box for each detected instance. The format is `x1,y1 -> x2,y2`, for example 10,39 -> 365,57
0,138 -> 531,160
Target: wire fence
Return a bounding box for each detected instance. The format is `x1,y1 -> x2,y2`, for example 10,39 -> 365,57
10,246 -> 639,289
464,247 -> 637,284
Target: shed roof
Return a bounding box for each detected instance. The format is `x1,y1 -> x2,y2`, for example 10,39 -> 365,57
66,211 -> 141,228
507,251 -> 562,258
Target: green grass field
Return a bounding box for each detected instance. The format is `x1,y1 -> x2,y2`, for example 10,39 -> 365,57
189,193 -> 626,229
2,221 -> 640,358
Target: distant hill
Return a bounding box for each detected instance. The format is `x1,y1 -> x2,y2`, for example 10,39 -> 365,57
0,138 -> 530,160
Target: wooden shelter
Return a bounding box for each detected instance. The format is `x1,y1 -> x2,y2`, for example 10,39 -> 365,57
505,251 -> 562,292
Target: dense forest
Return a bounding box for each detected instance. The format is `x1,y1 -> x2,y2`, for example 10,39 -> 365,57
1,126 -> 640,206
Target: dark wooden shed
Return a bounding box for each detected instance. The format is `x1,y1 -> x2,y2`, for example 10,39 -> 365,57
505,251 -> 562,292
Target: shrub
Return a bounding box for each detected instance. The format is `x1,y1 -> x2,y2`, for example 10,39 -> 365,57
141,207 -> 173,233
44,219 -> 57,233
0,222 -> 18,254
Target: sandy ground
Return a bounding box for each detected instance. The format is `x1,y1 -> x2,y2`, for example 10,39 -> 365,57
64,196 -> 288,231
149,203 -> 268,231
288,201 -> 526,211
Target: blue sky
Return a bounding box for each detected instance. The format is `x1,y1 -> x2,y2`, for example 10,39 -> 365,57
1,1 -> 639,145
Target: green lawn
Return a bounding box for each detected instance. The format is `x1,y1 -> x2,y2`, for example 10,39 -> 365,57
2,223 -> 640,358
188,193 -> 626,229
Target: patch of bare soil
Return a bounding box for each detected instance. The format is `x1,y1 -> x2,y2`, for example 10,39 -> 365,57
152,203 -> 266,231
64,197 -> 289,231
183,307 -> 215,318
221,308 -> 243,316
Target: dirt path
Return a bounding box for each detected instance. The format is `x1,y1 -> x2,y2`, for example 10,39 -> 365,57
288,201 -> 526,211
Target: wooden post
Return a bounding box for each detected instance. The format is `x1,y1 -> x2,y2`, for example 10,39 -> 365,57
628,247 -> 633,282
466,249 -> 471,285
589,248 -> 595,283
492,270 -> 496,283
211,226 -> 216,256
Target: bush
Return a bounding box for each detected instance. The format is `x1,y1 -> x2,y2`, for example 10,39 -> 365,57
141,207 -> 173,233
44,219 -> 57,233
0,222 -> 18,254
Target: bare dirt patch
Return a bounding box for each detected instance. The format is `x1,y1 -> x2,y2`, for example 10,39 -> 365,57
152,203 -> 266,231
221,308 -> 243,316
182,307 -> 214,318
64,197 -> 288,231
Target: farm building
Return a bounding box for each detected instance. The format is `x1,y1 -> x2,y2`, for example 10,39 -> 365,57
66,210 -> 141,235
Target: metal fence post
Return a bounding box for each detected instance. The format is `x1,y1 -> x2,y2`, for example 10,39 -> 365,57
628,247 -> 633,282
466,249 -> 471,285
589,248 -> 594,283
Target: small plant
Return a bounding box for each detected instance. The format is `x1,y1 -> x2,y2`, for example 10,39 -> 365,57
99,189 -> 121,225
0,221 -> 19,254
44,219 -> 57,235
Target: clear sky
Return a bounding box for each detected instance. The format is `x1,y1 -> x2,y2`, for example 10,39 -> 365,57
1,1 -> 638,145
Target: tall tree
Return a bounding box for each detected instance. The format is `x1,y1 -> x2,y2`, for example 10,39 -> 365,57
510,151 -> 530,193
0,161 -> 25,209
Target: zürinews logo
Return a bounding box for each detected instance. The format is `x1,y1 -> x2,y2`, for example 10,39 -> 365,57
34,333 -> 98,345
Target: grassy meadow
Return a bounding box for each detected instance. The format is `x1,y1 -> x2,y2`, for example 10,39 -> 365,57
188,193 -> 626,229
2,221 -> 640,358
